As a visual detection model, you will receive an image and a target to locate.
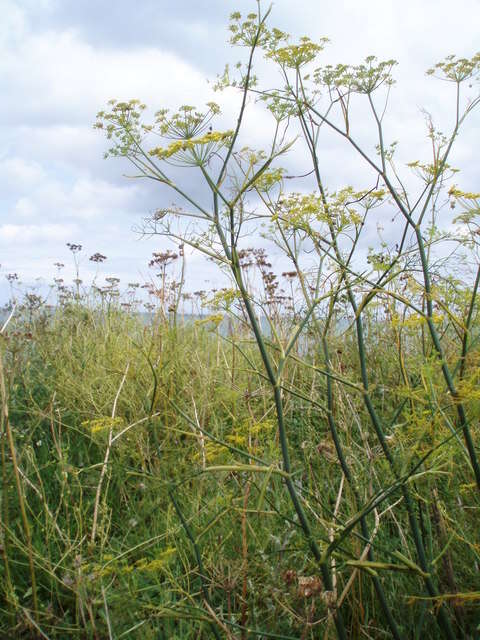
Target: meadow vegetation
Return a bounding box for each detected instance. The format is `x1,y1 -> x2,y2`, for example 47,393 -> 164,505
1,3 -> 480,638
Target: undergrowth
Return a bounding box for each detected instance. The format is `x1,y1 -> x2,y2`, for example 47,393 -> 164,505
0,292 -> 479,638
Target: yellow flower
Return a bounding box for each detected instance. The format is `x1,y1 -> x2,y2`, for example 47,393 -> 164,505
149,131 -> 234,161
132,548 -> 176,573
81,416 -> 125,434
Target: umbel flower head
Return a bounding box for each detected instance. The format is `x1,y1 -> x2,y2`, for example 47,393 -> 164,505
149,130 -> 234,166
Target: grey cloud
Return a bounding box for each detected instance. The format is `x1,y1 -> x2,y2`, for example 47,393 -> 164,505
2,0 -> 479,304
23,0 -> 233,71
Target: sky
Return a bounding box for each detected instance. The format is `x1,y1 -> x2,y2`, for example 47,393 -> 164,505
1,0 -> 479,304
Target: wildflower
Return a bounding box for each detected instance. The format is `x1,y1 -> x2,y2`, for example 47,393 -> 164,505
133,548 -> 176,573
82,416 -> 125,434
66,242 -> 82,253
149,130 -> 234,165
89,252 -> 107,263
297,575 -> 323,598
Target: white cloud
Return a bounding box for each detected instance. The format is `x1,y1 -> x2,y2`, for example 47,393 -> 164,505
0,1 -> 26,48
39,177 -> 142,220
0,157 -> 46,190
14,197 -> 37,218
0,222 -> 77,243
4,175 -> 142,223
0,0 -> 479,301
0,23 -> 212,127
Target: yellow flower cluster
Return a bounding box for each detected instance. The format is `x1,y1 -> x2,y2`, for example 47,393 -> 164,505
253,167 -> 285,192
226,418 -> 275,448
448,186 -> 480,200
391,312 -> 444,329
80,548 -> 177,579
247,418 -> 275,437
150,131 -> 234,160
192,418 -> 276,464
426,53 -> 480,83
133,548 -> 176,573
81,416 -> 125,434
199,441 -> 229,464
267,37 -> 327,68
207,288 -> 241,311
194,314 -> 224,329
274,193 -> 322,227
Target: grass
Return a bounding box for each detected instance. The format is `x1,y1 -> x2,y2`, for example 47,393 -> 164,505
0,286 -> 479,639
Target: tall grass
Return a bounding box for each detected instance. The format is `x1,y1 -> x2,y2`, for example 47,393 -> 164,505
0,283 -> 479,638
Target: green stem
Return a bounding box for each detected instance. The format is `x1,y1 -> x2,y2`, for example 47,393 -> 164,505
459,262 -> 480,381
415,230 -> 480,491
169,491 -> 222,640
0,351 -> 39,623
225,247 -> 347,639
322,336 -> 402,640
295,102 -> 456,637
